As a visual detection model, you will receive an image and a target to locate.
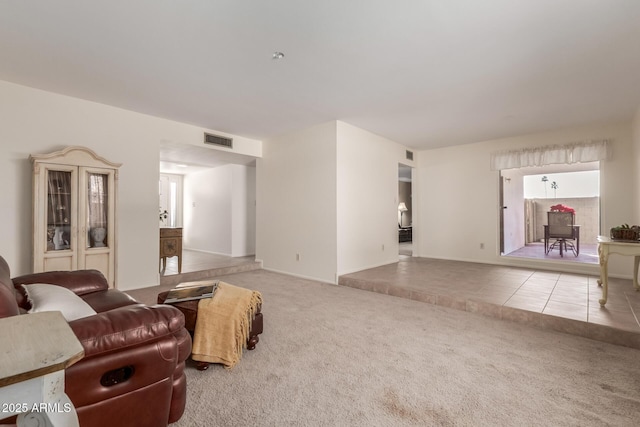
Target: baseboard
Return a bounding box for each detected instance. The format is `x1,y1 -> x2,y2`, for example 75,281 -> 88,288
184,247 -> 256,258
261,267 -> 336,285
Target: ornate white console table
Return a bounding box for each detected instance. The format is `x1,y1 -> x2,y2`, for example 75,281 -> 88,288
597,236 -> 640,306
0,311 -> 84,426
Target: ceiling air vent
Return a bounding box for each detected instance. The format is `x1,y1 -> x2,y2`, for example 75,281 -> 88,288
406,150 -> 414,161
204,132 -> 233,148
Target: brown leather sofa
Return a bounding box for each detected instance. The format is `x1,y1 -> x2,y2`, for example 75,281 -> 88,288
0,256 -> 191,427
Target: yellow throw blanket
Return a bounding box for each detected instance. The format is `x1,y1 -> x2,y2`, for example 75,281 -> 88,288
191,282 -> 262,369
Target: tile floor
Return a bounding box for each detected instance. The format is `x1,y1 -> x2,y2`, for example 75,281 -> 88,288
159,249 -> 261,287
162,248 -> 640,349
161,249 -> 256,275
340,255 -> 640,349
504,241 -> 599,264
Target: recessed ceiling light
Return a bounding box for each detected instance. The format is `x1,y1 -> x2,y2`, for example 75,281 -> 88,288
272,51 -> 285,60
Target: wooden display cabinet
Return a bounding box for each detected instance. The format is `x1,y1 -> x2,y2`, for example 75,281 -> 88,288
30,146 -> 121,287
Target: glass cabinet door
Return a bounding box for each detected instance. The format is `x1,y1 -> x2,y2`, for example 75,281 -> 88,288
86,172 -> 109,248
46,170 -> 72,251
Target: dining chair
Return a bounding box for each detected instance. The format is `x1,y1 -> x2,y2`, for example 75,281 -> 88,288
546,211 -> 577,257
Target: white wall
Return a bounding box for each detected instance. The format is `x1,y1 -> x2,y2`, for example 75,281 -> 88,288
633,106 -> 640,220
183,164 -> 256,257
256,120 -> 414,283
336,121 -> 415,275
256,122 -> 338,283
416,121 -> 635,278
231,165 -> 256,257
183,164 -> 256,256
184,166 -> 233,255
417,140 -> 500,264
0,80 -> 261,290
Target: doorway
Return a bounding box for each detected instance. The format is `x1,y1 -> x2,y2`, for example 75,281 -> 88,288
159,142 -> 259,278
500,162 -> 600,264
398,164 -> 413,256
159,173 -> 183,228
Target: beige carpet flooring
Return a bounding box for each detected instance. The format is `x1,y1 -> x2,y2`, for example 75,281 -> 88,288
127,269 -> 640,426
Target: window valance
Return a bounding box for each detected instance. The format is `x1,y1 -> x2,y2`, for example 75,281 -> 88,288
490,139 -> 611,171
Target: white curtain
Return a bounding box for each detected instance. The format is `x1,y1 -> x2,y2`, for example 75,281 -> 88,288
88,173 -> 107,228
490,139 -> 611,171
47,171 -> 71,226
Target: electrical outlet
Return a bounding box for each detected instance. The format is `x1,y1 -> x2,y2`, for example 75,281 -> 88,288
480,243 -> 485,249
382,244 -> 385,251
296,253 -> 301,261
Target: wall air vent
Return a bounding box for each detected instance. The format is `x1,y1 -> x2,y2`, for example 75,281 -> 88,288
204,133 -> 233,148
406,150 -> 414,161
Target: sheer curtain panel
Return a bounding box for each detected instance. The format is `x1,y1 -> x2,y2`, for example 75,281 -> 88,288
490,139 -> 611,171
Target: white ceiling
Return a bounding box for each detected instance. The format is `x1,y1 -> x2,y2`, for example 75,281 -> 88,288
2,0 -> 640,163
159,140 -> 256,174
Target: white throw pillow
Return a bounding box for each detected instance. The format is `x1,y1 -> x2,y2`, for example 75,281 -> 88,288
23,283 -> 97,321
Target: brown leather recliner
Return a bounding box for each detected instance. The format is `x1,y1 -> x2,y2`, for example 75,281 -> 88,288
0,256 -> 191,427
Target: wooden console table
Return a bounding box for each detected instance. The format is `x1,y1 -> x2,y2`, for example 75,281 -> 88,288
596,236 -> 640,306
0,311 -> 84,426
160,227 -> 183,273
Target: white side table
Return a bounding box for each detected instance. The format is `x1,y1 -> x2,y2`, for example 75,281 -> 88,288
0,311 -> 84,426
597,236 -> 640,306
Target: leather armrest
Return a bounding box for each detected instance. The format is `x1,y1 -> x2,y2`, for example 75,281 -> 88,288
12,269 -> 109,296
69,304 -> 188,358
